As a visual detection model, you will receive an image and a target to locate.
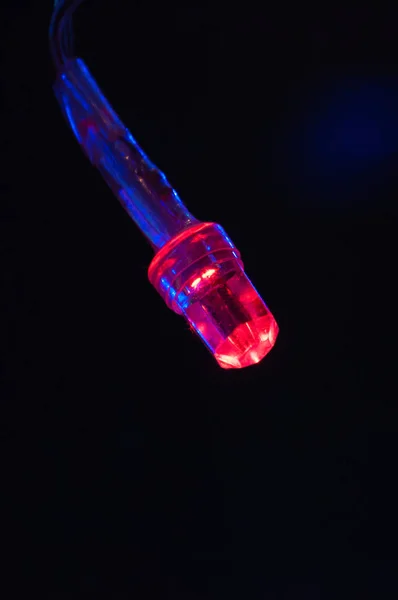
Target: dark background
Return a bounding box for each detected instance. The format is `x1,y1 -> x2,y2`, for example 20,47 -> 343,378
1,1 -> 398,596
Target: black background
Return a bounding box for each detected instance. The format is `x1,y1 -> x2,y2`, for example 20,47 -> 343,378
1,1 -> 398,596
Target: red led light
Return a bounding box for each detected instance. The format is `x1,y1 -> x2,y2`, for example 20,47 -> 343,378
190,268 -> 217,290
214,314 -> 279,369
149,223 -> 279,369
55,58 -> 279,370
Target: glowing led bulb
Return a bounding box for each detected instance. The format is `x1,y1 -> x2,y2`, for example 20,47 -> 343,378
54,58 -> 279,368
148,223 -> 278,369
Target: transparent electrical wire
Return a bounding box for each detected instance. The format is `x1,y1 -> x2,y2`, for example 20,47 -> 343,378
49,0 -> 86,69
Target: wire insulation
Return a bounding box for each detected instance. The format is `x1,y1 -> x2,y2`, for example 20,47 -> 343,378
49,0 -> 86,70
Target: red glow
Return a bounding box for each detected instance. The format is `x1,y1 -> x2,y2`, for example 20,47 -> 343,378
214,314 -> 279,369
149,222 -> 279,369
191,277 -> 202,289
202,268 -> 216,279
185,267 -> 279,369
190,268 -> 217,290
148,222 -> 213,279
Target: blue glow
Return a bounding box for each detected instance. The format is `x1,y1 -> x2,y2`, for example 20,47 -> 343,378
279,78 -> 398,207
55,58 -> 198,249
63,96 -> 81,144
308,83 -> 398,172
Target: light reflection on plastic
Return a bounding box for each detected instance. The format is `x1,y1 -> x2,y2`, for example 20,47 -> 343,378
191,268 -> 217,290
